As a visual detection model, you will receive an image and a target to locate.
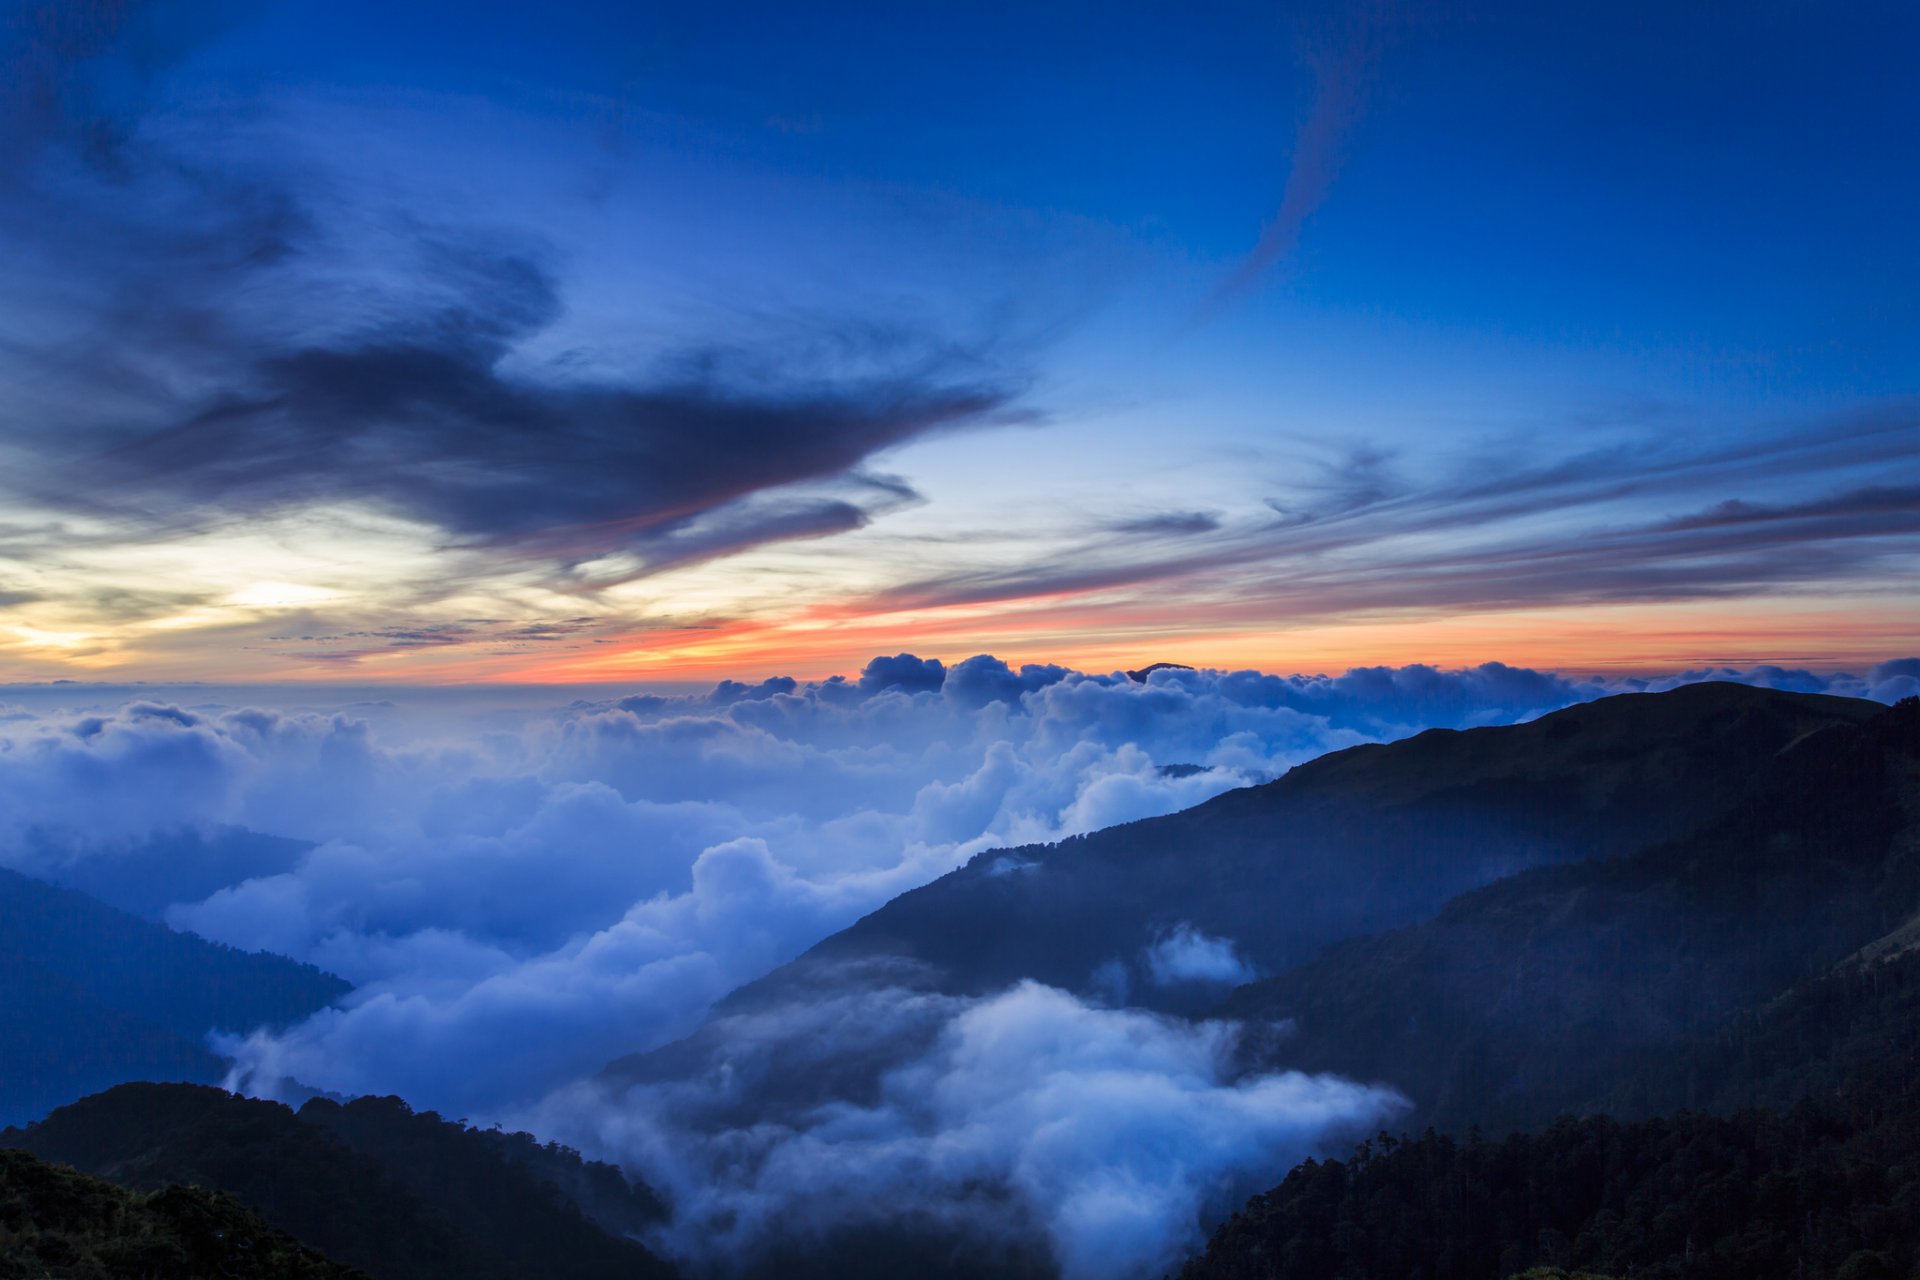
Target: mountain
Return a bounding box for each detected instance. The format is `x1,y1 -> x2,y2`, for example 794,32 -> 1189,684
299,1092 -> 670,1253
2,1082 -> 678,1280
1179,696 -> 1920,1278
589,683 -> 1898,1276
1215,695 -> 1920,1133
0,868 -> 351,1126
1182,926 -> 1920,1280
1180,1081 -> 1920,1280
675,683 -> 1880,1031
1,1145 -> 363,1279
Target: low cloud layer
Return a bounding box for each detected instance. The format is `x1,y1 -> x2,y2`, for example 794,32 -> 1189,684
538,979 -> 1404,1280
3,655 -> 1916,1115
2,653 -> 1916,1272
1146,923 -> 1260,989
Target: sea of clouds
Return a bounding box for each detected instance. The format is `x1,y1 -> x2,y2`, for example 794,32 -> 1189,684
3,653 -> 1915,1276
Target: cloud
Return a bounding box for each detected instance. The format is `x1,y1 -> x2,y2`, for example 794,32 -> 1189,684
859,402 -> 1920,623
0,11 -> 1032,614
20,232 -> 1018,579
1144,923 -> 1258,988
0,0 -> 240,172
536,979 -> 1405,1280
1108,511 -> 1222,536
1,652 -> 1911,1126
0,653 -> 1914,1271
1197,5 -> 1389,317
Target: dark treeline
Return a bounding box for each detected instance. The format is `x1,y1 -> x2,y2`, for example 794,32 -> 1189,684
0,1146 -> 364,1279
3,1083 -> 676,1280
1183,907 -> 1920,1279
1181,1097 -> 1918,1280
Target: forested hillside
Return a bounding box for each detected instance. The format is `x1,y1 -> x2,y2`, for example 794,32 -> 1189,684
1217,695 -> 1920,1132
1184,945 -> 1920,1280
3,1083 -> 677,1280
791,684 -> 1879,1007
0,1146 -> 364,1279
1185,699 -> 1920,1279
0,869 -> 350,1126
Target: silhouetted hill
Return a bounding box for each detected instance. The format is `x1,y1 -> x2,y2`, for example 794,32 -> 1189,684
1182,1097 -> 1920,1280
0,1145 -> 364,1279
1126,661 -> 1195,682
1217,696 -> 1920,1133
0,869 -> 351,1125
300,1093 -> 670,1252
1181,697 -> 1920,1278
1184,938 -> 1920,1280
3,1082 -> 678,1280
683,684 -> 1879,1032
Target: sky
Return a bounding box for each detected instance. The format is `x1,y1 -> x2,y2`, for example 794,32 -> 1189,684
1,0 -> 1916,683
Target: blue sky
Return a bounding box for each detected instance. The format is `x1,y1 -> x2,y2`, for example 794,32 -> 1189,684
0,0 -> 1914,679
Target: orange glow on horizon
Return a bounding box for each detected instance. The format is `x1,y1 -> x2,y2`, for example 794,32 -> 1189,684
487,595 -> 1920,686
4,579 -> 1912,688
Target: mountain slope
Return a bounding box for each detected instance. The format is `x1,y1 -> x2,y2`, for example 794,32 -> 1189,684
1184,934 -> 1920,1280
582,683 -> 1904,1278
1,1146 -> 365,1279
3,1082 -> 678,1280
0,869 -> 351,1126
1180,1090 -> 1920,1280
1215,696 -> 1920,1134
1183,698 -> 1920,1280
690,684 -> 1881,1029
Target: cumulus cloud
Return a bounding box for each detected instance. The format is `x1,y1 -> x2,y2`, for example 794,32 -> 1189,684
1145,923 -> 1259,988
0,653 -> 1913,1124
536,979 -> 1405,1280
1,652 -> 1914,1272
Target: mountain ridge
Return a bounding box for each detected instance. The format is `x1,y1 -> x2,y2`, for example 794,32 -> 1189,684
616,682 -> 1880,1086
2,1082 -> 679,1280
1214,695 -> 1920,1134
0,868 -> 351,1126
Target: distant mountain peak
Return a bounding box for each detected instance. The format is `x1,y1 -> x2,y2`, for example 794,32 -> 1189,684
0,869 -> 350,1127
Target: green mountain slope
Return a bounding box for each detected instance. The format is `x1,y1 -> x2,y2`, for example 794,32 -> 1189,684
1180,697 -> 1920,1278
611,684 -> 1880,1109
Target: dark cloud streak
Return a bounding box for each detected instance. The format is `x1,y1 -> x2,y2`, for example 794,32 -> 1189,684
861,403 -> 1920,620
0,9 -> 1033,597
28,242 -> 1020,580
1194,4 -> 1388,320
1108,511 -> 1222,536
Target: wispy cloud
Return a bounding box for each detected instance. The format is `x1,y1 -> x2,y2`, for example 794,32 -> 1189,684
1106,511 -> 1223,537
1194,4 -> 1390,319
0,4 -> 1039,662
856,403 -> 1920,626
